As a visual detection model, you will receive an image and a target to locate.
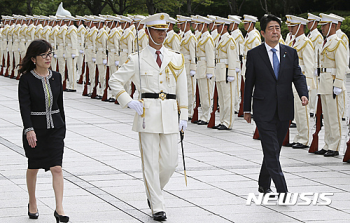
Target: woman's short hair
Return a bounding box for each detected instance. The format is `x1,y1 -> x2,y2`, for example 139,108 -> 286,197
18,39 -> 52,74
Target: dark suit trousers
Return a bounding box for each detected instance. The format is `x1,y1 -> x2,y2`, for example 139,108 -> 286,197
255,113 -> 289,193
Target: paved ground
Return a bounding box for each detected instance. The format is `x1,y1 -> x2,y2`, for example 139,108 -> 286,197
1,74 -> 350,223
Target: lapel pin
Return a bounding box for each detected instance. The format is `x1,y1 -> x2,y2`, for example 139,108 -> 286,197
52,78 -> 54,80
283,52 -> 287,58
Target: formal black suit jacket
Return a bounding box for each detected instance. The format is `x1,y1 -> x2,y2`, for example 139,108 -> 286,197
244,43 -> 308,122
18,70 -> 65,130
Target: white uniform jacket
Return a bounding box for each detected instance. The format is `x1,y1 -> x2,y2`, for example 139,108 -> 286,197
107,27 -> 121,66
164,30 -> 181,52
180,30 -> 196,71
308,28 -> 324,69
134,28 -> 148,52
196,31 -> 215,78
109,46 -> 188,134
66,25 -> 78,57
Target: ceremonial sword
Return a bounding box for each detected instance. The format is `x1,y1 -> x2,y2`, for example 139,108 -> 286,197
180,129 -> 188,186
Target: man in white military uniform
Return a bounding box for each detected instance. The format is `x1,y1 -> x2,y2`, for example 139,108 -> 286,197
48,16 -> 59,71
0,16 -> 10,76
109,13 -> 188,222
55,15 -> 68,87
178,15 -> 197,120
7,17 -> 15,77
76,15 -> 87,83
95,16 -> 108,99
133,15 -> 148,52
285,15 -> 295,46
214,16 -> 239,130
314,14 -> 348,157
18,16 -> 28,74
195,15 -> 215,125
307,13 -> 324,116
192,16 -> 202,40
65,15 -> 78,92
208,15 -> 220,47
85,16 -> 98,97
288,16 -> 315,149
164,16 -> 181,51
11,16 -> 21,78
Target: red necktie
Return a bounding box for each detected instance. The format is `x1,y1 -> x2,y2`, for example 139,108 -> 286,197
323,38 -> 327,47
156,51 -> 162,67
290,35 -> 292,40
292,39 -> 296,46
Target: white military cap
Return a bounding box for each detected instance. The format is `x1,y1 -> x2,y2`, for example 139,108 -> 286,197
215,16 -> 231,25
76,15 -> 84,21
56,15 -> 65,20
285,15 -> 293,25
207,15 -> 217,22
65,15 -> 77,21
177,15 -> 191,23
191,15 -> 200,24
196,15 -> 212,24
93,16 -> 105,22
242,14 -> 258,23
26,15 -> 34,20
120,15 -> 133,23
33,15 -> 40,20
228,15 -> 241,24
49,16 -> 57,21
40,16 -> 50,21
307,13 -> 321,21
2,15 -> 9,20
133,15 -> 146,22
329,13 -> 345,22
319,13 -> 339,25
167,16 -> 177,24
289,15 -> 308,26
112,15 -> 121,22
84,15 -> 94,22
141,13 -> 169,30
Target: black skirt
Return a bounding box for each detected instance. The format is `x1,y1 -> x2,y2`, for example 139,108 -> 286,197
22,125 -> 66,171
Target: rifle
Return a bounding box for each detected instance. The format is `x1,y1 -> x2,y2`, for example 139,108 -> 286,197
207,83 -> 218,128
282,121 -> 291,146
191,83 -> 200,123
77,55 -> 85,84
82,62 -> 89,96
10,53 -> 15,78
238,48 -> 244,117
0,53 -> 5,75
309,95 -> 322,153
102,65 -> 109,101
62,61 -> 68,91
91,64 -> 98,98
253,126 -> 260,140
343,119 -> 350,162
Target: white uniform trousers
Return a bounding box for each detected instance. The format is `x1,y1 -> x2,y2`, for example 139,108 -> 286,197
66,57 -> 77,90
8,51 -> 13,74
217,80 -> 236,128
292,85 -> 310,145
234,72 -> 242,112
77,52 -> 84,79
321,93 -> 343,151
88,62 -> 96,94
197,77 -> 214,122
139,132 -> 178,214
96,64 -> 106,96
107,65 -> 117,99
185,60 -> 196,118
13,50 -> 20,77
309,83 -> 318,114
57,57 -> 66,84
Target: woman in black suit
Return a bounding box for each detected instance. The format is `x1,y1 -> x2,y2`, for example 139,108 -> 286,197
18,39 -> 69,223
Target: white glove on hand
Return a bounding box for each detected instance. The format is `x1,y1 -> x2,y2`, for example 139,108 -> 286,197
235,67 -> 241,73
92,57 -> 96,63
190,70 -> 196,77
333,87 -> 342,95
79,50 -> 84,54
206,73 -> 213,79
18,48 -> 20,52
314,69 -> 318,76
179,120 -> 187,131
227,76 -> 235,82
53,54 -> 57,59
63,53 -> 65,58
72,54 -> 76,59
128,100 -> 144,115
103,59 -> 107,65
115,61 -> 119,66
308,86 -> 310,91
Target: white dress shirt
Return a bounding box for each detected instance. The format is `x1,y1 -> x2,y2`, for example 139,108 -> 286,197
265,42 -> 280,72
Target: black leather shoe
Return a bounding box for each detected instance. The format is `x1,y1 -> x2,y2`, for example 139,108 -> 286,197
314,149 -> 327,155
54,210 -> 69,223
66,89 -> 76,92
292,143 -> 309,149
324,150 -> 339,157
28,204 -> 39,219
347,159 -> 350,163
108,98 -> 116,102
212,124 -> 223,129
284,142 -> 296,147
95,95 -> 102,99
147,199 -> 151,209
310,113 -> 314,117
153,211 -> 166,221
289,122 -> 297,128
258,187 -> 275,197
192,120 -> 199,124
188,117 -> 192,121
197,120 -> 208,125
87,93 -> 92,97
217,125 -> 230,130
342,118 -> 346,121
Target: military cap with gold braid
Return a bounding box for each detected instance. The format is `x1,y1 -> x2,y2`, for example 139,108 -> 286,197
141,13 -> 169,30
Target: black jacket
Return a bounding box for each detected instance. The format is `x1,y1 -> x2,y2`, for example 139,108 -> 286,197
18,70 -> 65,131
243,43 -> 308,122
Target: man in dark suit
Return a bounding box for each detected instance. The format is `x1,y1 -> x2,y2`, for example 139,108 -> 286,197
244,14 -> 308,194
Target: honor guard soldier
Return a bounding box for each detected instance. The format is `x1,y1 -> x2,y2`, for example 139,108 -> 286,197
229,15 -> 244,112
85,16 -> 98,97
176,18 -> 184,38
12,15 -> 22,78
65,15 -> 78,92
76,15 -> 87,83
208,15 -> 220,47
133,15 -> 148,52
48,16 -> 59,71
109,13 -> 188,222
26,15 -> 35,46
214,16 -> 239,130
1,16 -> 10,75
289,15 -> 315,149
18,16 -> 28,72
192,15 -> 202,40
242,15 -> 261,77
42,16 -> 51,42
178,15 -> 197,120
314,14 -> 348,157
285,15 -> 295,46
196,15 -> 215,125
7,17 -> 15,77
56,15 -> 68,85
164,17 -> 181,51
307,13 -> 324,116
34,15 -> 44,39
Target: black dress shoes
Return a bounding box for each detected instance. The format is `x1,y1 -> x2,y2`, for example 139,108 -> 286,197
153,211 -> 167,221
292,143 -> 309,149
217,125 -> 230,130
94,95 -> 102,99
310,113 -> 314,117
258,187 -> 275,197
108,98 -> 116,102
65,89 -> 76,92
197,120 -> 208,125
87,93 -> 92,97
188,117 -> 192,121
314,149 -> 327,155
212,124 -> 222,129
28,204 -> 39,219
324,150 -> 339,157
284,142 -> 296,147
289,122 -> 297,128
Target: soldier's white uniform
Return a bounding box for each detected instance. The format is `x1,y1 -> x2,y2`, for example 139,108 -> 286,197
34,22 -> 43,40
48,17 -> 59,71
56,16 -> 68,84
289,16 -> 315,147
42,18 -> 52,42
95,18 -> 108,97
318,14 -> 347,153
215,17 -> 239,129
12,19 -> 21,77
178,15 -> 196,119
18,17 -> 28,67
196,16 -> 215,123
1,17 -> 10,74
26,18 -> 35,46
65,16 -> 78,91
119,16 -> 134,65
164,19 -> 181,52
109,13 -> 188,218
85,17 -> 98,95
285,15 -> 295,46
133,15 -> 148,53
7,21 -> 15,76
76,16 -> 87,80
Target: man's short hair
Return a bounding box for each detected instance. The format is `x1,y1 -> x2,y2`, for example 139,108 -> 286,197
260,14 -> 281,32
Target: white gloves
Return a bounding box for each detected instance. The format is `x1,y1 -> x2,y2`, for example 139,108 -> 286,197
206,73 -> 213,79
235,67 -> 241,73
63,53 -> 65,58
103,59 -> 107,65
53,54 -> 57,59
227,76 -> 235,82
333,87 -> 342,95
314,69 -> 318,76
179,120 -> 187,131
18,48 -> 20,52
128,100 -> 144,115
115,61 -> 119,67
79,50 -> 84,54
307,86 -> 310,91
190,70 -> 196,77
92,57 -> 96,63
72,54 -> 76,59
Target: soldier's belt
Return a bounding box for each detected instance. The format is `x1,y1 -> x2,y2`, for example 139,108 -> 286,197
98,48 -> 105,51
198,56 -> 206,61
320,68 -> 335,73
121,49 -> 128,53
217,59 -> 228,64
141,92 -> 176,100
110,49 -> 116,52
21,39 -> 26,42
